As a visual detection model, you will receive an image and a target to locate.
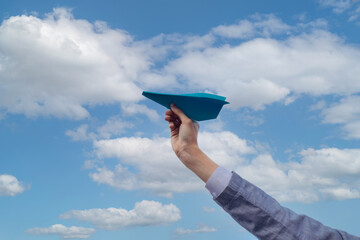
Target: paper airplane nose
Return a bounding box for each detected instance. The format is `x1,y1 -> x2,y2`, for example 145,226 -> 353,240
142,91 -> 229,121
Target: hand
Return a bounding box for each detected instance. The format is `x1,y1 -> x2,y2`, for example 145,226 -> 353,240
164,104 -> 200,165
164,104 -> 218,182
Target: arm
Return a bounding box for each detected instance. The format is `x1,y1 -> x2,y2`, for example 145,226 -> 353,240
214,172 -> 359,240
165,104 -> 360,240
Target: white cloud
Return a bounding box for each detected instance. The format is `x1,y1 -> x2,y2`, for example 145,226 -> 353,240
90,127 -> 360,203
66,117 -> 134,141
321,95 -> 360,139
0,174 -> 25,196
96,117 -> 134,139
181,34 -> 215,51
0,8 -> 151,120
202,119 -> 225,132
238,148 -> 360,203
318,0 -> 353,13
89,164 -> 139,191
309,100 -> 327,111
91,136 -> 200,197
91,128 -> 360,203
349,5 -> 360,21
322,96 -> 360,123
60,200 -> 181,230
160,28 -> 360,110
26,224 -> 95,239
121,103 -> 160,122
199,131 -> 256,168
175,225 -> 217,235
317,0 -> 360,22
1,10 -> 360,120
212,14 -> 291,39
283,94 -> 298,106
2,9 -> 359,204
90,131 -> 255,196
66,124 -> 94,141
342,121 -> 360,139
212,19 -> 256,39
298,148 -> 360,177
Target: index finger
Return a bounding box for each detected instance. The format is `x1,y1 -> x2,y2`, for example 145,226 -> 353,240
170,104 -> 190,122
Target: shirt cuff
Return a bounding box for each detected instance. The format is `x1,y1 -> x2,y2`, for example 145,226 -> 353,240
205,166 -> 232,198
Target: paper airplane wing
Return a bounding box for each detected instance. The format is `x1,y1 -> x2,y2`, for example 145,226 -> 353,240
142,91 -> 229,121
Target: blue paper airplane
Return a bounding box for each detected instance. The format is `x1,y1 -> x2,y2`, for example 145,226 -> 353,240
142,91 -> 229,121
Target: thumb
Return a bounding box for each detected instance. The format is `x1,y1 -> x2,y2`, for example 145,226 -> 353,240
170,104 -> 190,122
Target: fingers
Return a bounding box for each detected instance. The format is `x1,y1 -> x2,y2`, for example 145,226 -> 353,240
170,104 -> 190,123
164,110 -> 173,121
164,109 -> 181,130
168,121 -> 175,130
165,110 -> 178,122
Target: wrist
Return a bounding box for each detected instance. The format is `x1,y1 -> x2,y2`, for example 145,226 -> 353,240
177,144 -> 201,167
178,145 -> 218,183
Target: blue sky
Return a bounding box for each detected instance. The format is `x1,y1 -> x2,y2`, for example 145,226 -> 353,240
1,0 -> 360,239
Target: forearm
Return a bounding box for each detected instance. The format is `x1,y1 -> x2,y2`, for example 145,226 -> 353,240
177,145 -> 218,183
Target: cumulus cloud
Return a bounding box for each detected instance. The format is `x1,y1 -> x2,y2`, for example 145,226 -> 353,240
174,225 -> 217,235
139,16 -> 360,114
26,224 -> 95,239
90,126 -> 360,203
161,29 -> 360,110
2,9 -> 359,204
238,148 -> 360,203
91,136 -> 200,197
0,8 -> 151,120
60,200 -> 181,230
0,174 -> 25,196
212,14 -> 291,39
90,131 -> 255,196
1,10 -> 360,120
321,95 -> 360,139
